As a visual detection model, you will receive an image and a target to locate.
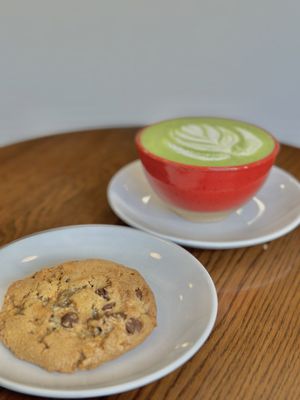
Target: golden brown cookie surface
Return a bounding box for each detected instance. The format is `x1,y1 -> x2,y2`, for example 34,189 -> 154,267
0,259 -> 157,373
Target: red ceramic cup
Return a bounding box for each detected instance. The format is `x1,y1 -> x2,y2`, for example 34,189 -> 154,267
135,122 -> 280,222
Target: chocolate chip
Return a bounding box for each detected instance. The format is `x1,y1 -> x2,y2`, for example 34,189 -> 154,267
92,308 -> 100,319
135,288 -> 143,300
37,294 -> 49,304
92,327 -> 102,336
56,290 -> 72,307
126,318 -> 143,334
117,312 -> 127,320
104,310 -> 125,319
104,311 -> 112,317
15,306 -> 25,315
95,287 -> 110,301
61,312 -> 78,328
102,302 -> 116,311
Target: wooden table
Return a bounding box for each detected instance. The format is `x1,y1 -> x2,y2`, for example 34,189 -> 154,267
0,128 -> 299,400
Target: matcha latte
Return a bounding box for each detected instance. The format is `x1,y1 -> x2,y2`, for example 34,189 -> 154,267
140,118 -> 276,167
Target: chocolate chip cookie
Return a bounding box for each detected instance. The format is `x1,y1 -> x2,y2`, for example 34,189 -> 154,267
0,259 -> 157,372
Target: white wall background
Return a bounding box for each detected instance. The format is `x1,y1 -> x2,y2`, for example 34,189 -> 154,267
0,0 -> 299,147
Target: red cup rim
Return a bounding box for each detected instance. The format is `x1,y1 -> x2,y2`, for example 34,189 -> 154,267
135,117 -> 280,171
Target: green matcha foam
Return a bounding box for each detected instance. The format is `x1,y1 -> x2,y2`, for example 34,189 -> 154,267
140,117 -> 276,167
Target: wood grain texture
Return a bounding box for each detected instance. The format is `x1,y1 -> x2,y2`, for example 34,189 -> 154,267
0,128 -> 299,400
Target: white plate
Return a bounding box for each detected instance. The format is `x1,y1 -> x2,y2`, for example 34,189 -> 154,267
108,161 -> 300,249
0,225 -> 217,398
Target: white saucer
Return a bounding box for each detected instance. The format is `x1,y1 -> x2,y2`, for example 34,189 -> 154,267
0,225 -> 217,398
108,161 -> 300,249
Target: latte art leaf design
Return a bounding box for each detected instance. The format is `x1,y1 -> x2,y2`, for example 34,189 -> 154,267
164,124 -> 263,161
